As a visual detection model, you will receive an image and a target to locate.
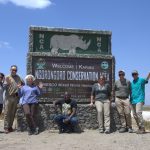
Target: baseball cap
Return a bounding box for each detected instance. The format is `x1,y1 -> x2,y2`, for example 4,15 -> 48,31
118,70 -> 125,74
132,70 -> 138,74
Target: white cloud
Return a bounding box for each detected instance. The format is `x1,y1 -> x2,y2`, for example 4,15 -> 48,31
0,0 -> 52,9
0,41 -> 12,49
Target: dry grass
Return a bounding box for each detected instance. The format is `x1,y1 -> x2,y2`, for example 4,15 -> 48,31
144,121 -> 150,130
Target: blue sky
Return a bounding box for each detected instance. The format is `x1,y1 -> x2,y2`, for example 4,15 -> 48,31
0,0 -> 150,104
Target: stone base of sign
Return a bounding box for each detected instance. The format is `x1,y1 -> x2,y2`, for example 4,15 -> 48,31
16,104 -> 121,132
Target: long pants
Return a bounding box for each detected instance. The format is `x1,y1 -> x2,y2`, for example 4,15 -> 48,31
23,103 -> 38,130
0,104 -> 3,115
95,100 -> 110,131
54,114 -> 78,131
4,96 -> 18,129
115,98 -> 132,128
131,102 -> 144,128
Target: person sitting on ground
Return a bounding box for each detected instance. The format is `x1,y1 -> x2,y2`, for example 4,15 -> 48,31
54,92 -> 78,134
18,75 -> 43,135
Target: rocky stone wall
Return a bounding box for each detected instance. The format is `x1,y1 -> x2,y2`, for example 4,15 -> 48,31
16,104 -> 121,132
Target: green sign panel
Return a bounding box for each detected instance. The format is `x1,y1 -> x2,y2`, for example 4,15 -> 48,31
29,27 -> 111,55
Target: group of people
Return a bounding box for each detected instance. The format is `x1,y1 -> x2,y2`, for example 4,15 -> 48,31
0,65 -> 43,135
0,65 -> 78,135
90,70 -> 150,134
0,65 -> 150,135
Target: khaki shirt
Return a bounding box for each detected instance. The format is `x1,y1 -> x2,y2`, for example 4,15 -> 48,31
4,74 -> 23,97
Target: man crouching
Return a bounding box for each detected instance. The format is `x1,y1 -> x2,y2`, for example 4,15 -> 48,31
53,92 -> 78,134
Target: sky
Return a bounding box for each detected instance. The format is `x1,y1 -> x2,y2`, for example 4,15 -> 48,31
0,0 -> 150,104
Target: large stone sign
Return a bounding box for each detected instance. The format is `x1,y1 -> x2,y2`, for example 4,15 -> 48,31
24,26 -> 119,131
27,26 -> 115,102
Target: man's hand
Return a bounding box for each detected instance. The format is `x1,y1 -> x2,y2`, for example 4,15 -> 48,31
148,72 -> 150,79
89,102 -> 94,107
38,82 -> 43,89
111,102 -> 116,108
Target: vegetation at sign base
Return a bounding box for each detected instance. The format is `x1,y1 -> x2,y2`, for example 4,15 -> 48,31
143,106 -> 150,111
145,121 -> 150,130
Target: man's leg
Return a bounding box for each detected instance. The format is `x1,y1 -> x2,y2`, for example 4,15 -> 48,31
131,104 -> 139,127
0,104 -> 3,115
123,99 -> 132,132
136,102 -> 145,134
9,97 -> 18,130
95,101 -> 104,133
54,114 -> 67,133
4,97 -> 13,133
69,117 -> 78,132
115,98 -> 127,132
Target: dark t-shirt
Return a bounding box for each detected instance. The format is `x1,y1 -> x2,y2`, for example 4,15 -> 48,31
55,99 -> 77,116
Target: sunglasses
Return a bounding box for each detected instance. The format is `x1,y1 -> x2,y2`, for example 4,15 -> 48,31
12,69 -> 17,72
0,76 -> 3,79
119,74 -> 124,76
132,73 -> 138,76
100,78 -> 104,80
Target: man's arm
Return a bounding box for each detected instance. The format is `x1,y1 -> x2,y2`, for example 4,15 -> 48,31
68,107 -> 76,120
146,72 -> 150,81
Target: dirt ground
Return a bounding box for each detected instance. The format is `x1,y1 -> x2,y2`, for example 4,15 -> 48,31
1,119 -> 150,150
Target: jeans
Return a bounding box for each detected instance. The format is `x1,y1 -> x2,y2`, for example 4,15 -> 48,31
54,114 -> 78,131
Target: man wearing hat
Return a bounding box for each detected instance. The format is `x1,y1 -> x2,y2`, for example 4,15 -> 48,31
114,70 -> 133,133
53,92 -> 78,133
131,70 -> 150,134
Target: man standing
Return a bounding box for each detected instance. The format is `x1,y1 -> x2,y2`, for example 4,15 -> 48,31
4,65 -> 24,133
115,70 -> 133,133
131,70 -> 150,134
54,92 -> 78,134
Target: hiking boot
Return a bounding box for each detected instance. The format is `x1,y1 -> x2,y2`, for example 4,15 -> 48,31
8,127 -> 13,132
119,127 -> 127,133
4,128 -> 10,134
33,127 -> 39,135
128,128 -> 133,133
136,127 -> 145,134
99,129 -> 104,133
28,129 -> 33,135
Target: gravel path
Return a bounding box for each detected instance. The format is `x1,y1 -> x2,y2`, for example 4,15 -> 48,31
1,120 -> 150,150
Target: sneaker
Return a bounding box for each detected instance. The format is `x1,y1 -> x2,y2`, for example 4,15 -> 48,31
28,129 -> 33,135
136,127 -> 145,134
128,128 -> 133,133
105,130 -> 110,134
8,127 -> 13,132
4,128 -> 10,134
99,129 -> 104,133
33,127 -> 39,135
119,127 -> 127,133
